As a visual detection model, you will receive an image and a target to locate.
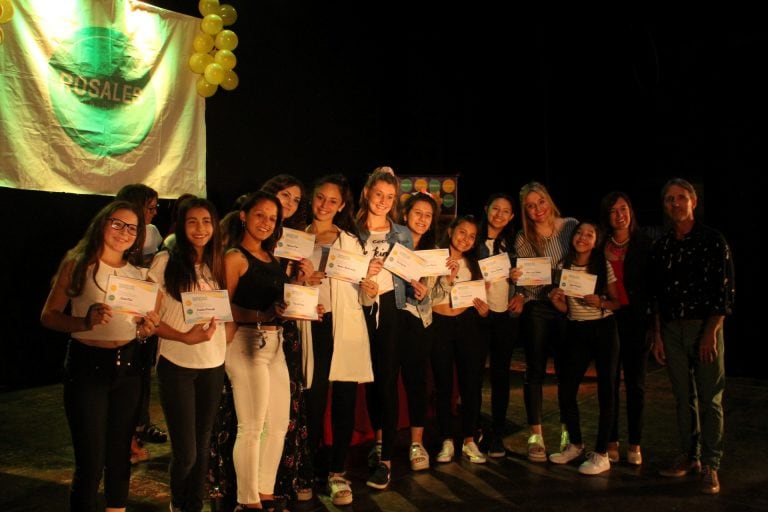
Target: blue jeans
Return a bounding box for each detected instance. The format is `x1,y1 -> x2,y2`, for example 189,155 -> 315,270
662,319 -> 725,469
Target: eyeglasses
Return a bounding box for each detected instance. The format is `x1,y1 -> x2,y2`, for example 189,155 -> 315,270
108,218 -> 139,236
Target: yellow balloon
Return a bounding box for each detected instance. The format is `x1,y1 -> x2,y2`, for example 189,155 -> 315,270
215,29 -> 238,51
0,0 -> 14,24
193,33 -> 214,54
198,0 -> 220,17
219,4 -> 238,26
214,49 -> 236,70
220,69 -> 239,91
204,62 -> 225,85
188,52 -> 214,74
201,14 -> 223,36
196,75 -> 218,98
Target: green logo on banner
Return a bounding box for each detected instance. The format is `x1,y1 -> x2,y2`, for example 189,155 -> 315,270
48,27 -> 155,156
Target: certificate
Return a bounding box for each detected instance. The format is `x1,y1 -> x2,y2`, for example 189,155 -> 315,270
416,248 -> 451,277
181,290 -> 233,324
450,279 -> 487,308
324,247 -> 369,283
479,253 -> 511,282
283,284 -> 320,320
383,243 -> 426,282
274,228 -> 315,261
104,274 -> 159,316
516,257 -> 552,286
559,269 -> 597,298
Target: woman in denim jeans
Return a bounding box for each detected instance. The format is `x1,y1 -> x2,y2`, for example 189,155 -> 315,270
41,200 -> 159,512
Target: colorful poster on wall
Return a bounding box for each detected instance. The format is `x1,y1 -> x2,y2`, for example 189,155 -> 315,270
399,175 -> 458,217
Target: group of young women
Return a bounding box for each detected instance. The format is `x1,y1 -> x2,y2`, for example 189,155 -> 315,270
42,169 -> 654,511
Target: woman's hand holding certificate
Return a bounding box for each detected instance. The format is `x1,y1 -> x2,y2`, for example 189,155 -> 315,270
181,290 -> 234,324
325,246 -> 369,283
559,269 -> 597,298
274,228 -> 316,261
282,284 -> 321,320
104,274 -> 159,316
479,253 -> 512,282
450,279 -> 487,308
383,243 -> 427,282
516,257 -> 552,286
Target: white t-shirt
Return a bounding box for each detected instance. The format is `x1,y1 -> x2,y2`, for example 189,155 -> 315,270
148,251 -> 226,369
365,230 -> 394,295
484,239 -> 511,313
71,261 -> 148,341
143,224 -> 163,257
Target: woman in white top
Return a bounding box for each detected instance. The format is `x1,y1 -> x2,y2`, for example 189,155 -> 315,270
41,200 -> 159,512
302,174 -> 378,505
546,221 -> 620,475
149,197 -> 230,512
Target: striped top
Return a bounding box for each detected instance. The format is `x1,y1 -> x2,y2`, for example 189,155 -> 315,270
565,262 -> 616,321
514,217 -> 578,302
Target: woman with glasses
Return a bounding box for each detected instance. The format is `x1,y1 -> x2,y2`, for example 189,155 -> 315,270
41,200 -> 160,512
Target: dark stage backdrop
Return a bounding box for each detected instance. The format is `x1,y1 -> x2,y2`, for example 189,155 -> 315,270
0,13 -> 760,385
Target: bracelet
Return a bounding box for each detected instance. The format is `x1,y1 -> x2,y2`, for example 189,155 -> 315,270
136,325 -> 148,343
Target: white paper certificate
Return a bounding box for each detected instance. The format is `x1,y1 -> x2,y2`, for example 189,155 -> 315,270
325,247 -> 369,283
104,274 -> 159,316
450,279 -> 487,308
479,253 -> 511,282
383,243 -> 426,282
181,290 -> 234,324
559,269 -> 598,298
416,249 -> 451,277
516,257 -> 552,286
274,228 -> 315,261
283,284 -> 320,320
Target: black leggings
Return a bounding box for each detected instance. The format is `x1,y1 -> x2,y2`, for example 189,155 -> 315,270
431,309 -> 486,439
63,339 -> 142,512
305,314 -> 358,474
484,311 -> 520,432
398,309 -> 434,429
158,357 -> 225,512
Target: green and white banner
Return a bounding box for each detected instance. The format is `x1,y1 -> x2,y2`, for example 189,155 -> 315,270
0,0 -> 206,197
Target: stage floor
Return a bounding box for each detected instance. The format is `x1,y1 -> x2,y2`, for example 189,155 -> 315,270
1,354 -> 766,512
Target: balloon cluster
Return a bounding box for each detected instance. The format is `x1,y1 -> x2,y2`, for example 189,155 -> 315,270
189,0 -> 239,98
0,0 -> 15,45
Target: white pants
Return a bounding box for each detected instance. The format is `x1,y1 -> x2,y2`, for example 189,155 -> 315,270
225,327 -> 289,505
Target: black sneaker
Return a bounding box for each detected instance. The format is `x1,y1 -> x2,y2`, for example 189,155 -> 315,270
366,462 -> 391,490
488,434 -> 506,458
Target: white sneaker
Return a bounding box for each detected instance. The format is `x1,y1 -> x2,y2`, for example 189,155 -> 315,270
627,448 -> 642,466
579,452 -> 611,475
409,442 -> 430,471
436,439 -> 455,463
549,443 -> 584,464
462,441 -> 487,464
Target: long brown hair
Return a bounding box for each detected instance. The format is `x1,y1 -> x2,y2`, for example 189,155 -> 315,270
355,166 -> 401,229
57,200 -> 145,297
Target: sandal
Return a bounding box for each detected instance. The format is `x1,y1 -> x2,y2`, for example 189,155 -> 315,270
296,487 -> 313,501
328,474 -> 353,506
139,424 -> 168,444
527,433 -> 547,462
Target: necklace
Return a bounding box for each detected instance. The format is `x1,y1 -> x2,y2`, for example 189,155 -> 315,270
609,235 -> 630,248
